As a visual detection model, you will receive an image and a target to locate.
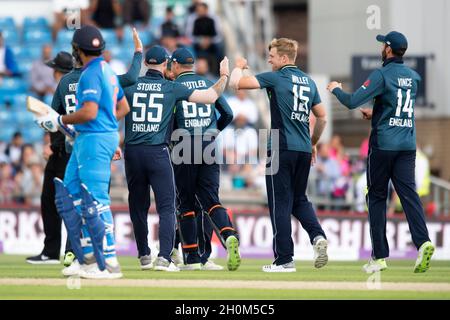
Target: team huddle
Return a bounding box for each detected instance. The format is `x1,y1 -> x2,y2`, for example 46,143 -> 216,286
33,25 -> 434,279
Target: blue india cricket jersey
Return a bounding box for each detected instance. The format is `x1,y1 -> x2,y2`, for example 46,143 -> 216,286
75,56 -> 124,132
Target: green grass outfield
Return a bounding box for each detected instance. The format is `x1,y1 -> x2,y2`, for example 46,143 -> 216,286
1,255 -> 450,299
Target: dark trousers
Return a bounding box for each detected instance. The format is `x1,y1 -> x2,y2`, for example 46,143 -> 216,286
197,210 -> 214,264
266,150 -> 326,265
41,150 -> 71,258
173,139 -> 236,264
124,144 -> 176,261
367,148 -> 430,259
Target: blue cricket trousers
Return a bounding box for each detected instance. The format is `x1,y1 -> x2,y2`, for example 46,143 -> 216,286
124,144 -> 176,261
266,149 -> 326,266
367,148 -> 430,259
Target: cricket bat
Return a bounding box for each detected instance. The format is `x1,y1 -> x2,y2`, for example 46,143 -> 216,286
26,96 -> 77,139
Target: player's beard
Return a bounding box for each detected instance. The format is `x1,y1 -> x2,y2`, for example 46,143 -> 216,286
72,46 -> 83,66
381,47 -> 388,62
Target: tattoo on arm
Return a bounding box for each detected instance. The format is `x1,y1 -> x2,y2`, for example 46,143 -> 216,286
211,75 -> 228,97
311,117 -> 327,146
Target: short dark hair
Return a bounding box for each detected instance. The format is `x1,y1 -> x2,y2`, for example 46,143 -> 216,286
80,48 -> 102,57
392,47 -> 407,57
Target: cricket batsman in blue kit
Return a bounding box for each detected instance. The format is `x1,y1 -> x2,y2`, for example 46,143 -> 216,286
327,31 -> 435,273
37,25 -> 130,279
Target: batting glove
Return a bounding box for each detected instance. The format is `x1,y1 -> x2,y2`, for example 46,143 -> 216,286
36,113 -> 60,133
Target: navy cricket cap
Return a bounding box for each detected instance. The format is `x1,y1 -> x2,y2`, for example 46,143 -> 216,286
376,31 -> 408,51
170,48 -> 195,64
45,51 -> 74,73
145,45 -> 168,64
72,25 -> 105,51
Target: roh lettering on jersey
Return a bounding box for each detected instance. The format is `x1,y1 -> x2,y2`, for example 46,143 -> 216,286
137,83 -> 162,91
291,75 -> 309,85
389,117 -> 413,127
398,78 -> 413,88
68,83 -> 78,92
132,123 -> 160,132
181,80 -> 207,89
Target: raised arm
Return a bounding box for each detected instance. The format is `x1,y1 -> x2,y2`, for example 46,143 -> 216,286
118,28 -> 143,88
229,57 -> 261,90
327,70 -> 384,109
188,57 -> 230,104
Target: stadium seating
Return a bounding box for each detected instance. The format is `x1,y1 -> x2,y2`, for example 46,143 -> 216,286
23,17 -> 49,31
1,28 -> 19,44
23,30 -> 52,45
0,16 -> 15,32
100,29 -> 118,46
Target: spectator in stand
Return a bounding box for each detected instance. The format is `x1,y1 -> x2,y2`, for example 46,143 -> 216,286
90,0 -> 122,29
160,31 -> 182,55
329,135 -> 351,177
19,155 -> 44,206
218,112 -> 258,189
52,0 -> 91,40
0,155 -> 15,203
227,90 -> 259,126
160,6 -> 180,39
312,143 -> 343,199
0,31 -> 19,78
123,0 -> 150,28
4,132 -> 24,173
31,44 -> 56,100
195,56 -> 217,82
186,2 -> 224,75
103,49 -> 126,75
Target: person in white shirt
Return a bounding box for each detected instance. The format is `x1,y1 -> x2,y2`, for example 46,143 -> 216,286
227,89 -> 259,126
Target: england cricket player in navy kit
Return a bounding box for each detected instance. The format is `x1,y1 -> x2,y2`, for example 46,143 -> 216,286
123,45 -> 231,272
230,38 -> 329,272
170,48 -> 240,271
328,31 -> 434,274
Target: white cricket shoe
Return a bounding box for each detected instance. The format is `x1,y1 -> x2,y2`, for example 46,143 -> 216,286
62,259 -> 81,277
262,261 -> 296,273
178,263 -> 202,271
139,255 -> 154,270
313,236 -> 328,268
153,257 -> 180,272
79,263 -> 123,279
201,260 -> 224,271
171,249 -> 183,266
362,258 -> 388,273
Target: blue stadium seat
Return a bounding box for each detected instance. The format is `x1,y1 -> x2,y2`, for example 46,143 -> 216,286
0,125 -> 16,142
1,29 -> 19,44
56,30 -> 75,46
14,110 -> 35,126
53,44 -> 72,56
100,29 -> 118,46
23,17 -> 49,31
12,94 -> 28,111
22,125 -> 43,143
16,59 -> 34,75
15,45 -> 42,60
122,27 -> 152,46
0,109 -> 14,123
23,30 -> 52,45
0,17 -> 15,32
0,78 -> 27,95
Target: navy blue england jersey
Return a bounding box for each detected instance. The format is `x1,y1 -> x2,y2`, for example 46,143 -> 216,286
332,57 -> 421,151
174,71 -> 233,136
123,70 -> 195,145
255,65 -> 321,153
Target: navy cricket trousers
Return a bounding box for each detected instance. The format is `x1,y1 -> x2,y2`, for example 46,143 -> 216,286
266,150 -> 326,265
124,144 -> 176,261
367,148 -> 430,259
